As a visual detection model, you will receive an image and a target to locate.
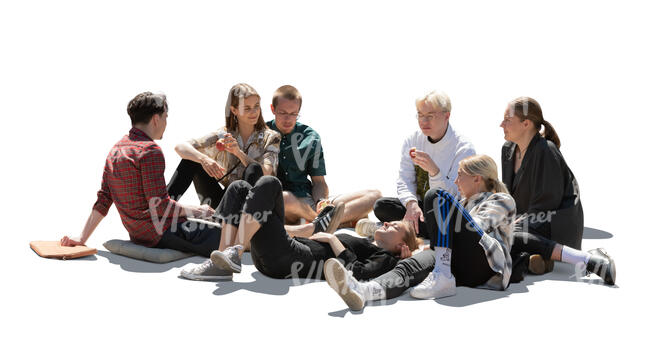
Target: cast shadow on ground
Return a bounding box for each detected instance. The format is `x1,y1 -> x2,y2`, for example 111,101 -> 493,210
329,226 -> 617,317
95,250 -> 205,273
212,253 -> 320,296
583,227 -> 614,239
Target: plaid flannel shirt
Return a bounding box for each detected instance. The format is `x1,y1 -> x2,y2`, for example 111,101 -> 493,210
93,128 -> 185,247
463,192 -> 517,290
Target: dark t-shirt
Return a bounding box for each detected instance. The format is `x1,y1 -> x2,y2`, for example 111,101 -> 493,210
266,120 -> 327,198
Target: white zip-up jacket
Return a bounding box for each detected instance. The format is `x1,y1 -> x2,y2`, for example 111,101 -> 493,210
396,124 -> 476,206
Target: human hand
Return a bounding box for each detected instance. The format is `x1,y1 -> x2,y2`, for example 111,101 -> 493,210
309,232 -> 334,243
403,201 -> 424,234
200,156 -> 225,179
412,151 -> 440,176
60,235 -> 85,247
223,133 -> 241,155
190,205 -> 215,219
399,244 -> 412,259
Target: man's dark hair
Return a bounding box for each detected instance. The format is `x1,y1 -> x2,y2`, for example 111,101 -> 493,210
127,92 -> 168,125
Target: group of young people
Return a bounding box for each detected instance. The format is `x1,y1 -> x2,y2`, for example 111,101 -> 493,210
60,84 -> 616,311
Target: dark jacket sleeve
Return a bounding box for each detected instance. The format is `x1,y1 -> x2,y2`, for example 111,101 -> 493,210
524,142 -> 565,232
336,249 -> 399,281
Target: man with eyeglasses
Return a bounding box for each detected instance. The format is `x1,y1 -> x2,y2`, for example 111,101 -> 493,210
267,85 -> 382,229
373,90 -> 476,238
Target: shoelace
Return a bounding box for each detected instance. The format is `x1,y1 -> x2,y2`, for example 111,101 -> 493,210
193,259 -> 213,273
420,272 -> 436,286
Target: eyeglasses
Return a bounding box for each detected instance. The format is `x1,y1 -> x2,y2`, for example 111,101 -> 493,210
415,111 -> 446,122
276,112 -> 301,120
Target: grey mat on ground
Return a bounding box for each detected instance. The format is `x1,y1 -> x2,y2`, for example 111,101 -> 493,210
103,239 -> 194,263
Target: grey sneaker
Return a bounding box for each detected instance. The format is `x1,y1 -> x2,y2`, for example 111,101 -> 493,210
210,245 -> 243,273
180,259 -> 233,281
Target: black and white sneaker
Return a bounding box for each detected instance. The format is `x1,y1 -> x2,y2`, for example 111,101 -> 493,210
312,203 -> 346,234
587,248 -> 616,285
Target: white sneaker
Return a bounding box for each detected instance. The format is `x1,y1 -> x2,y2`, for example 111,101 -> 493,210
410,270 -> 456,299
180,259 -> 233,281
324,258 -> 366,311
354,218 -> 381,238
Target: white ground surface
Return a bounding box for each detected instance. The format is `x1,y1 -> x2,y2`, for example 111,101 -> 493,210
1,1 -> 648,352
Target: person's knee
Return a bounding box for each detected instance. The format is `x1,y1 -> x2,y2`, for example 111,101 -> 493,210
283,191 -> 298,210
367,189 -> 383,202
255,175 -> 282,195
229,179 -> 251,193
246,162 -> 263,177
374,197 -> 398,221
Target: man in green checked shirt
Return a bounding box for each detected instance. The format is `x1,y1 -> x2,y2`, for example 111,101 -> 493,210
266,85 -> 381,227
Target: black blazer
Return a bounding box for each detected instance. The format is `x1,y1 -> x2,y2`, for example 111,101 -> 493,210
501,133 -> 584,249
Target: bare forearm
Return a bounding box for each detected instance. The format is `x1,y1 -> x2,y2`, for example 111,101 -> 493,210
262,163 -> 274,176
175,142 -> 210,164
79,209 -> 105,244
328,236 -> 346,256
311,181 -> 329,202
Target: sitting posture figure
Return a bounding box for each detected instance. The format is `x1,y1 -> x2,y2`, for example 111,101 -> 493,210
60,92 -> 227,260
500,97 -> 614,284
167,83 -> 280,209
326,155 -> 517,310
374,90 -> 475,238
266,85 -> 382,227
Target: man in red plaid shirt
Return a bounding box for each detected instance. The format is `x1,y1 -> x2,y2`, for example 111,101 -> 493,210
60,92 -> 232,279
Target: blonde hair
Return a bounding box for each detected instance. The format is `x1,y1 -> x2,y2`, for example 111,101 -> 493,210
401,221 -> 423,251
416,90 -> 451,113
458,155 -> 509,194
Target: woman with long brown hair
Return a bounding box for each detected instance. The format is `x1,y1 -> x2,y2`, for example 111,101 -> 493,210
501,97 -> 614,284
167,83 -> 281,209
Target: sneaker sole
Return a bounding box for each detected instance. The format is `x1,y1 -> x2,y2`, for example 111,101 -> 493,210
324,203 -> 346,233
180,271 -> 233,281
210,251 -> 242,273
324,259 -> 364,311
410,277 -> 457,299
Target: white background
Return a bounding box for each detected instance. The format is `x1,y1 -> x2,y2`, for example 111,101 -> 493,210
1,1 -> 647,352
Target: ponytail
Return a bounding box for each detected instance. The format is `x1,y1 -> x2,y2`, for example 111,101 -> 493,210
541,120 -> 561,149
509,97 -> 562,149
484,178 -> 510,194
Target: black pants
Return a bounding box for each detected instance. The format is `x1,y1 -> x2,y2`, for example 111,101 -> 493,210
374,249 -> 436,299
167,159 -> 263,209
217,176 -> 323,279
510,224 -> 557,260
373,197 -> 429,238
156,220 -> 221,258
375,188 -> 496,295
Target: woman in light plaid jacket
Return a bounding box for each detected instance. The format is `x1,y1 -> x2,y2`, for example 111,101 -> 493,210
324,155 -> 518,310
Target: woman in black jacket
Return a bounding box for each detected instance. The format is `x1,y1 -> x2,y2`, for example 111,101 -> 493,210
500,97 -> 614,284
